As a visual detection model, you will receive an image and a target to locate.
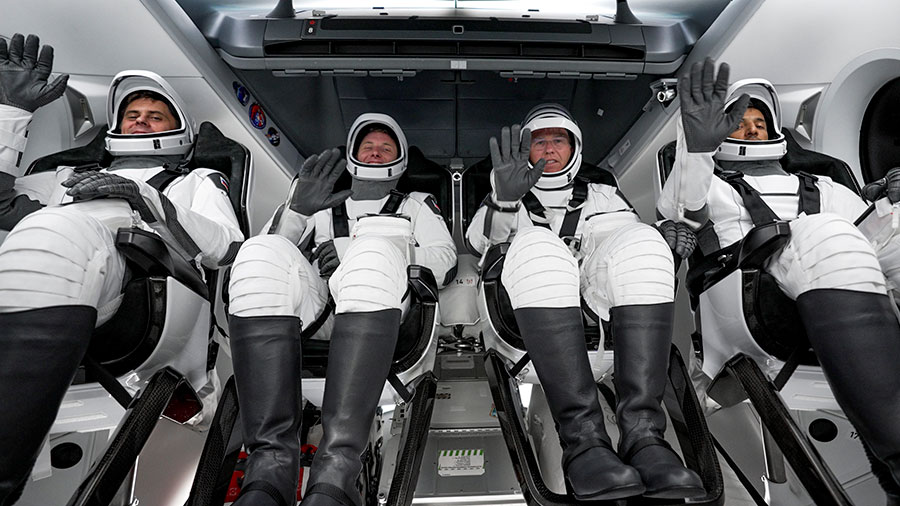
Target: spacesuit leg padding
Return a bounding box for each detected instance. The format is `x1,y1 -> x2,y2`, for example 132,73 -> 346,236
501,227 -> 580,309
0,206 -> 127,323
228,234 -> 329,322
581,223 -> 675,320
767,213 -> 886,299
0,306 -> 96,506
328,236 -> 408,314
611,303 -> 705,499
229,315 -> 303,506
301,309 -> 402,506
513,307 -> 644,500
796,289 -> 900,488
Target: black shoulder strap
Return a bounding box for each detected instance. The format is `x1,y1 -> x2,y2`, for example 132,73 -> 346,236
522,191 -> 551,229
332,191 -> 409,238
380,190 -> 407,214
146,164 -> 189,193
558,177 -> 589,242
717,171 -> 781,226
332,201 -> 350,238
795,171 -> 821,215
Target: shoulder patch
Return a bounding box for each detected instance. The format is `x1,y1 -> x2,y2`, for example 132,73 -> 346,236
207,173 -> 230,193
424,195 -> 442,216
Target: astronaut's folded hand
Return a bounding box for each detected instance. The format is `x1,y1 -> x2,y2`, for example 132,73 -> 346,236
654,219 -> 697,259
63,171 -> 156,221
313,240 -> 340,278
862,167 -> 900,204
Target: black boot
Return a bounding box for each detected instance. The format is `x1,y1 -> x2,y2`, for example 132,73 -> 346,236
230,315 -> 303,506
301,309 -> 401,506
515,307 -> 645,500
610,303 -> 705,499
0,306 -> 96,506
796,289 -> 900,489
862,438 -> 900,506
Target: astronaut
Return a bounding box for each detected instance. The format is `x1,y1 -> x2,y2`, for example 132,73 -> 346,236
0,34 -> 243,504
226,114 -> 456,506
466,104 -> 704,500
658,58 -> 900,497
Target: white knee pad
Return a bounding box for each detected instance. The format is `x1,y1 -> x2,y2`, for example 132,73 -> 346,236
501,227 -> 580,309
767,213 -> 886,299
329,235 -> 408,313
228,234 -> 329,322
581,222 -> 674,319
0,205 -> 126,323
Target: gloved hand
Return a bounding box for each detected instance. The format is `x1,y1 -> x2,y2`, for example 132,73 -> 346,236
313,240 -> 340,278
63,170 -> 155,221
0,33 -> 69,112
288,148 -> 353,216
654,220 -> 697,259
862,167 -> 900,204
489,124 -> 546,203
677,58 -> 750,153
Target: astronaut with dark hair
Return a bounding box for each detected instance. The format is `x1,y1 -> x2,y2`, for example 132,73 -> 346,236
0,34 -> 243,504
658,57 -> 900,501
466,104 -> 704,501
226,113 -> 456,506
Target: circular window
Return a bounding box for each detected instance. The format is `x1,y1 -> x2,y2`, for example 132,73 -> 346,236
860,77 -> 900,183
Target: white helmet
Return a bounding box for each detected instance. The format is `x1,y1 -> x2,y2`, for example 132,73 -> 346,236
345,113 -> 408,181
715,78 -> 787,162
521,103 -> 583,190
105,70 -> 195,157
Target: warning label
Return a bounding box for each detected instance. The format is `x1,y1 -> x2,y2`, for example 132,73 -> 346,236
438,449 -> 485,477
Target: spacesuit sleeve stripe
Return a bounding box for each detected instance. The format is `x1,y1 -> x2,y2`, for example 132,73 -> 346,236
159,193 -> 203,258
267,203 -> 286,234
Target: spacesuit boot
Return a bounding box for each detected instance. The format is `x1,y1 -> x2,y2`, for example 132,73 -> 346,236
514,307 -> 645,500
611,303 -> 705,499
230,315 -> 303,506
0,306 -> 96,506
300,309 -> 401,506
796,289 -> 900,489
862,438 -> 900,506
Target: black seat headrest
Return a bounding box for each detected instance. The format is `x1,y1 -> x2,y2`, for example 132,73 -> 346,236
27,126 -> 112,175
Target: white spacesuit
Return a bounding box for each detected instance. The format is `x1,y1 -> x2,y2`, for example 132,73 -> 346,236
658,58 -> 900,499
0,34 -> 242,505
226,113 -> 455,506
466,104 -> 704,501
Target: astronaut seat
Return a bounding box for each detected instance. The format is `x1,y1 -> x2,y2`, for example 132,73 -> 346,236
467,156 -> 723,505
295,144 -> 450,409
657,130 -> 886,505
466,157 -> 615,383
11,121 -> 251,504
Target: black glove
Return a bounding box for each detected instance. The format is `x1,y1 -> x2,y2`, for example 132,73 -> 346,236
862,167 -> 900,204
313,240 -> 340,278
288,148 -> 353,216
0,33 -> 69,112
677,58 -> 751,153
63,170 -> 155,221
654,220 -> 697,259
489,124 -> 546,202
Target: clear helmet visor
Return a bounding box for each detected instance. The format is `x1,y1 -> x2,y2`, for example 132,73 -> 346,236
716,78 -> 787,161
345,113 -> 408,181
521,103 -> 583,190
105,70 -> 194,157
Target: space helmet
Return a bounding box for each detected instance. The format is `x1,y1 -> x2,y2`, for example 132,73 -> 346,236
345,113 -> 408,181
715,78 -> 787,162
521,103 -> 583,190
105,70 -> 195,157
